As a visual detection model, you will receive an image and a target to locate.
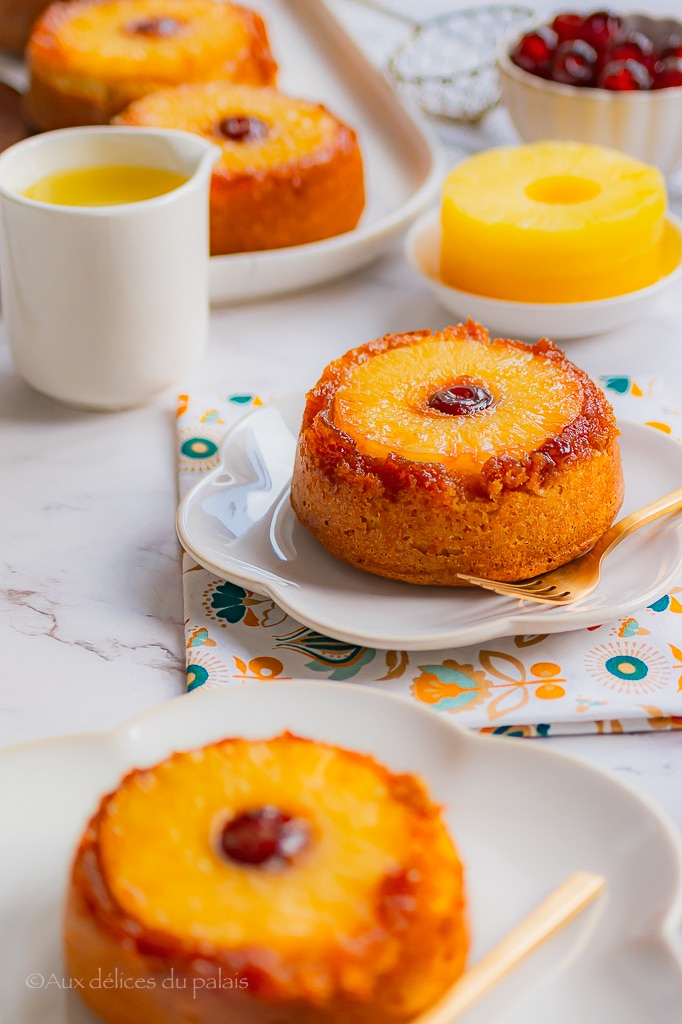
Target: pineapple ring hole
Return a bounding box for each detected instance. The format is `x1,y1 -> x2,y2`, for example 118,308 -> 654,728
525,175 -> 602,205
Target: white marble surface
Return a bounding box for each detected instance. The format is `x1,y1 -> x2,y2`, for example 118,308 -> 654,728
1,0 -> 682,848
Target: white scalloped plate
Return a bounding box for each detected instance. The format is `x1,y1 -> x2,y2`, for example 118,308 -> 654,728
176,395 -> 682,652
0,682 -> 680,1023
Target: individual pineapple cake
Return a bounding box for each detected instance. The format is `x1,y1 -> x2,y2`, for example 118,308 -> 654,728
64,733 -> 468,1024
115,82 -> 365,254
291,320 -> 624,585
440,141 -> 667,302
23,0 -> 277,130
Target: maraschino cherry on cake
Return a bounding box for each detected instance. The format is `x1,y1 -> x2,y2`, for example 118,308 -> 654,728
65,733 -> 468,1024
291,320 -> 624,585
24,0 -> 277,130
115,81 -> 365,254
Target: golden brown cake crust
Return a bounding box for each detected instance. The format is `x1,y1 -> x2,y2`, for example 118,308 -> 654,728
64,733 -> 467,1024
208,122 -> 363,255
24,0 -> 277,129
290,320 -> 624,585
115,82 -> 365,255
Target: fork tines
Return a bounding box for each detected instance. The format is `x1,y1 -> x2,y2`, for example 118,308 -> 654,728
456,573 -> 573,603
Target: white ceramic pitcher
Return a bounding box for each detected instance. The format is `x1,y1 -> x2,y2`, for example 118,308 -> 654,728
0,126 -> 219,410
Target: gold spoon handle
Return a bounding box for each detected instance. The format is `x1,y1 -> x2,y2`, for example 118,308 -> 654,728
416,871 -> 605,1024
592,487 -> 682,561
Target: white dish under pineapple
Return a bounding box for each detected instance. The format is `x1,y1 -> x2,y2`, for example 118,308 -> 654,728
405,209 -> 682,341
1,682 -> 681,1024
176,394 -> 682,652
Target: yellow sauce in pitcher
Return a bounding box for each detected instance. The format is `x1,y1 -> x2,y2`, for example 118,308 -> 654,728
23,165 -> 188,206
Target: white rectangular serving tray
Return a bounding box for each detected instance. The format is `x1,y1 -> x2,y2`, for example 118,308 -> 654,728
208,0 -> 442,304
0,0 -> 442,306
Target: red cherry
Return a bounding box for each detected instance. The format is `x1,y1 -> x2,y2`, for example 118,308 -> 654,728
660,29 -> 682,58
581,10 -> 621,51
219,807 -> 311,867
428,383 -> 495,416
598,58 -> 652,90
511,26 -> 558,78
550,12 -> 584,43
125,16 -> 182,36
606,33 -> 656,72
551,39 -> 599,85
653,56 -> 682,89
215,116 -> 268,142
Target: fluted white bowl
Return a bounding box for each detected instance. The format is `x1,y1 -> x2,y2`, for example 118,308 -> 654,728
497,14 -> 682,176
405,208 -> 682,341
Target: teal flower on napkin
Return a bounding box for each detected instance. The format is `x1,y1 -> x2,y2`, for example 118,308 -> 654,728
178,426 -> 224,474
600,375 -> 631,394
209,581 -> 250,624
412,661 -> 490,713
585,640 -> 670,694
186,663 -> 209,692
181,436 -> 219,460
185,649 -> 231,691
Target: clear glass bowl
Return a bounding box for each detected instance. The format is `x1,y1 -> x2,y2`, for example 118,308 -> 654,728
388,4 -> 533,123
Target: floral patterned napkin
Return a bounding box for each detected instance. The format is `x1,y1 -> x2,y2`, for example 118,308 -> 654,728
176,380 -> 682,737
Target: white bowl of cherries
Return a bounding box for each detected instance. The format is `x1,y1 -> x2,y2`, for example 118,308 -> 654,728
497,9 -> 682,175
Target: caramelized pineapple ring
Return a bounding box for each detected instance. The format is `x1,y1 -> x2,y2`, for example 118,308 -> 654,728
440,141 -> 668,302
30,0 -> 275,83
117,83 -> 342,173
97,735 -> 457,957
333,336 -> 582,471
444,141 -> 665,250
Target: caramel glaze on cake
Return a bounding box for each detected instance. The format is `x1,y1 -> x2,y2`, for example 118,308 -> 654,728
24,0 -> 277,131
115,82 -> 365,255
291,320 -> 624,585
65,733 -> 468,1024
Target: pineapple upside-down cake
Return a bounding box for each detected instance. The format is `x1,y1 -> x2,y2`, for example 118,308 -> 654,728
114,81 -> 365,255
291,320 -> 624,585
65,733 -> 468,1024
24,0 -> 277,129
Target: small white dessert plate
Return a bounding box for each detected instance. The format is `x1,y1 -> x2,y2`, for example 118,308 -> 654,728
405,209 -> 682,341
176,395 -> 682,652
0,682 -> 680,1024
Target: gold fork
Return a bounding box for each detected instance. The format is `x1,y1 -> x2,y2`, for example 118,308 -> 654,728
457,488 -> 682,605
